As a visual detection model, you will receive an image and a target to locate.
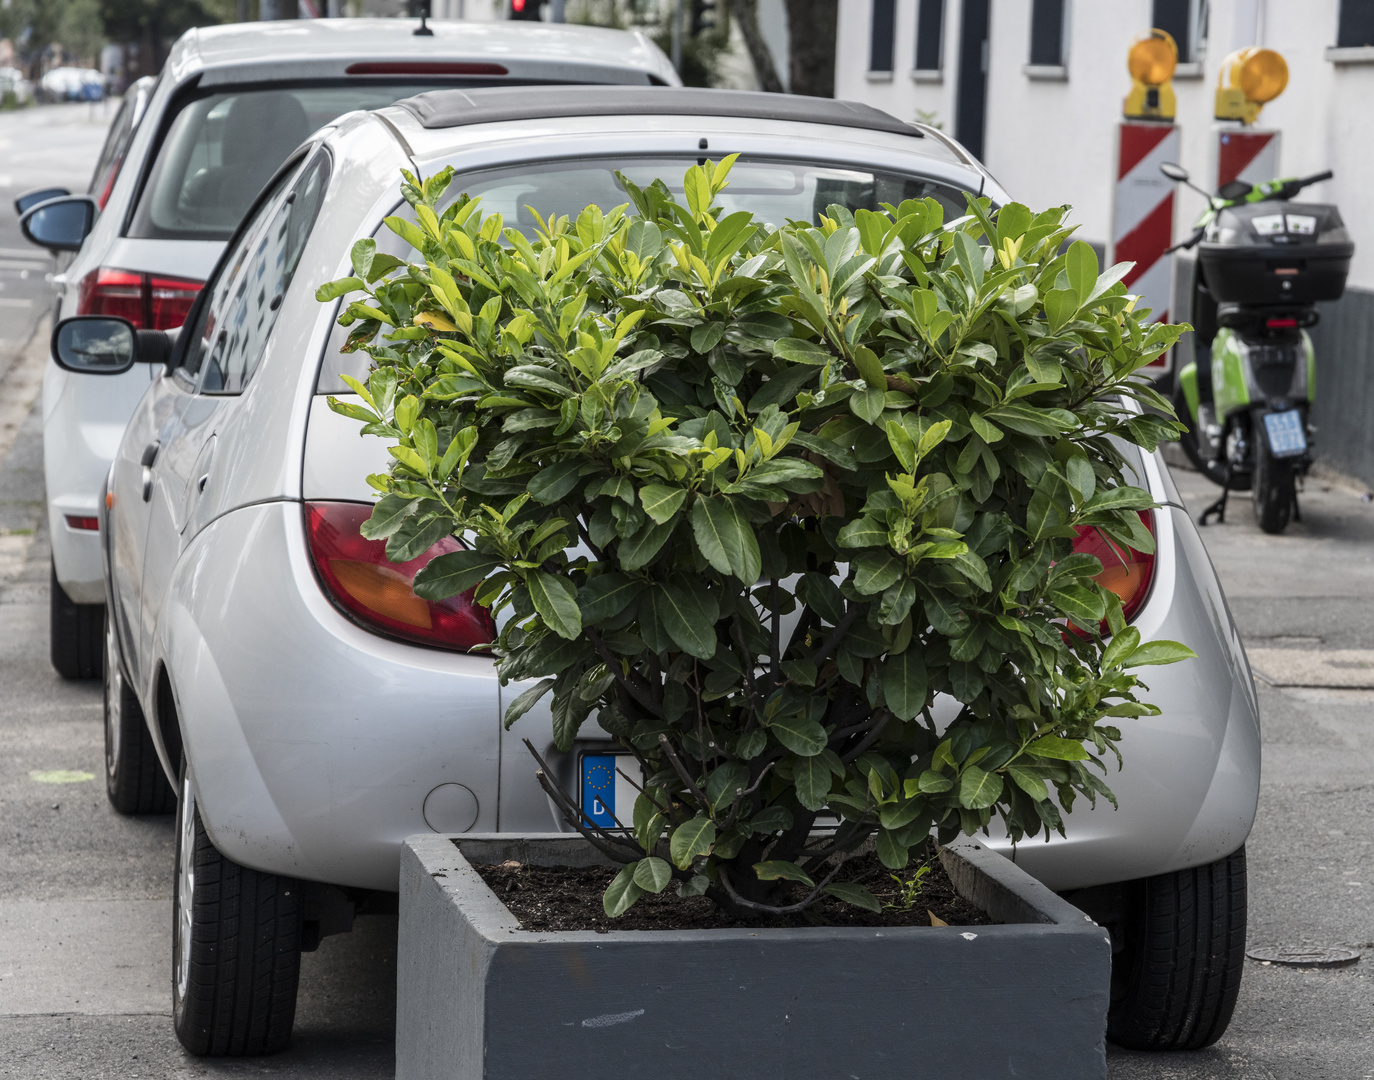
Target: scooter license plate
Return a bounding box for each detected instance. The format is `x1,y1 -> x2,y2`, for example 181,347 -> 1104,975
1263,409 -> 1307,458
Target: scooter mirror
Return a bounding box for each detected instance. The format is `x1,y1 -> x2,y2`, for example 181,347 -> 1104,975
1160,162 -> 1190,183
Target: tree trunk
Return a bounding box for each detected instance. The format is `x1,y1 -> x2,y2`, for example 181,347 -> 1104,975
732,0 -> 784,94
785,0 -> 837,97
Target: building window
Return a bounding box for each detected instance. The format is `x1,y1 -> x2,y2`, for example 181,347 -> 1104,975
1152,0 -> 1209,62
1337,0 -> 1374,46
1029,0 -> 1067,66
914,0 -> 945,71
869,0 -> 896,73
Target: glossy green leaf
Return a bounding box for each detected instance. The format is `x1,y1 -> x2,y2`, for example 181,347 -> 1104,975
669,816 -> 717,870
528,571 -> 582,639
689,497 -> 761,584
603,864 -> 644,917
753,861 -> 815,885
633,856 -> 673,894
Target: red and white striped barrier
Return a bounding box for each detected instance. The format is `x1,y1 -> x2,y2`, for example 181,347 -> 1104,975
1214,128 -> 1280,190
1111,122 -> 1180,330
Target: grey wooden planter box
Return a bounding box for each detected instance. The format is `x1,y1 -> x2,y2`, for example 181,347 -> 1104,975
397,833 -> 1110,1080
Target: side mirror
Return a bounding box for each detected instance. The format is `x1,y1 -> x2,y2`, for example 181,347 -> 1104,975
21,195 -> 98,253
52,317 -> 145,374
13,186 -> 71,216
1159,162 -> 1190,183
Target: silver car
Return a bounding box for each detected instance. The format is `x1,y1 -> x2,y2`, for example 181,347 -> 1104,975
67,87 -> 1257,1056
22,18 -> 676,681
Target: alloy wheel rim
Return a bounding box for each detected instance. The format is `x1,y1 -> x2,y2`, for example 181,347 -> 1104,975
174,774 -> 195,1004
104,621 -> 121,781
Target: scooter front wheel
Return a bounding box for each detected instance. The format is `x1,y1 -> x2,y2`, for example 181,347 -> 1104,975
1252,443 -> 1296,534
1169,383 -> 1249,490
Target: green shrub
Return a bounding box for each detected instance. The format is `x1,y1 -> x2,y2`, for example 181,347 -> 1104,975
321,158 -> 1193,919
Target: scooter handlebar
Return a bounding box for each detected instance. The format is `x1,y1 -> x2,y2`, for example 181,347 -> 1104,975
1300,169 -> 1334,186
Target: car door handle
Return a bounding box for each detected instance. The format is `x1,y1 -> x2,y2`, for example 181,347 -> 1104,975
141,441 -> 160,502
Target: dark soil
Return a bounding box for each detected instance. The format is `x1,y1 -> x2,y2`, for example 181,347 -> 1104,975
470,850 -> 991,933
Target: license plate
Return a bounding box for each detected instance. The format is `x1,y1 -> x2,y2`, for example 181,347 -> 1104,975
580,753 -> 644,829
1263,409 -> 1307,458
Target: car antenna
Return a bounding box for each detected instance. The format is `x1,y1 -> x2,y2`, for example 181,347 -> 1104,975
414,0 -> 434,36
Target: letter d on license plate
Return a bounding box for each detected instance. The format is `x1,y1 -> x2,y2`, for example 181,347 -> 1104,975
1263,409 -> 1306,458
581,754 -> 642,829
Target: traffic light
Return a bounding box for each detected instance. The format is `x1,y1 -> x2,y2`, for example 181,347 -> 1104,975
510,0 -> 546,20
1123,29 -> 1178,121
1214,48 -> 1288,125
690,0 -> 716,37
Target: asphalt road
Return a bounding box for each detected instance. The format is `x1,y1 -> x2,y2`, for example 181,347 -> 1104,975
0,101 -> 114,374
0,102 -> 1370,1079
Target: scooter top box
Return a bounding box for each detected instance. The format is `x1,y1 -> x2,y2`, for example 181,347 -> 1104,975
1198,200 -> 1353,306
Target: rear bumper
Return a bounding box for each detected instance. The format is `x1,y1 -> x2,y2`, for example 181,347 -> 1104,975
151,500 -> 554,892
44,358 -> 152,604
977,449 -> 1260,890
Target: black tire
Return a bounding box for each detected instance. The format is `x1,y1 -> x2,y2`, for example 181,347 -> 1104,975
104,613 -> 175,815
1107,846 -> 1247,1051
173,768 -> 303,1056
1252,442 -> 1295,535
1170,383 -> 1250,491
50,562 -> 103,679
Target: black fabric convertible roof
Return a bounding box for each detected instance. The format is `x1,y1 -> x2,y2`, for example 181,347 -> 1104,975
395,85 -> 923,138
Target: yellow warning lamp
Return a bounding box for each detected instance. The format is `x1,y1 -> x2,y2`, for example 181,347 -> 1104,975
1215,48 -> 1288,124
1124,30 -> 1178,121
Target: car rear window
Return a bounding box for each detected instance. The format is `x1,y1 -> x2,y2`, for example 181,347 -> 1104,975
127,83 -> 487,242
315,155 -> 971,393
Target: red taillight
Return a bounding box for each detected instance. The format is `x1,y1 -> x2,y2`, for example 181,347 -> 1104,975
1071,510 -> 1156,626
344,61 -> 509,76
65,515 -> 99,531
305,501 -> 495,653
149,275 -> 201,330
1266,317 -> 1298,328
76,268 -> 203,330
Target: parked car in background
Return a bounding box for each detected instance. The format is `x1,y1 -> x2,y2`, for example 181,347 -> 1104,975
0,66 -> 35,106
18,18 -> 678,679
62,85 -> 1257,1057
39,66 -> 105,101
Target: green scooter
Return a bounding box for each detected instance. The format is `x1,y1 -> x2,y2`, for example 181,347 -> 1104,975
1160,162 -> 1353,533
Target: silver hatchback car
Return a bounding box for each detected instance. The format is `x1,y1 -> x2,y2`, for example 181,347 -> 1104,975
68,87 -> 1257,1056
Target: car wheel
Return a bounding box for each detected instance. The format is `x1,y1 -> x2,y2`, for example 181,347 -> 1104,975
104,613 -> 175,815
1107,846 -> 1247,1051
173,768 -> 303,1056
50,561 -> 103,679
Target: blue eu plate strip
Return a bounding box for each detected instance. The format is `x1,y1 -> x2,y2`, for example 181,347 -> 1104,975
581,755 -> 618,828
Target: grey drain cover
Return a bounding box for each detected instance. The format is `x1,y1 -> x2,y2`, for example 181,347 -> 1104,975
1247,945 -> 1362,967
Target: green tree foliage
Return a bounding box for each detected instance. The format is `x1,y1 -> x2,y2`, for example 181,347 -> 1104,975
321,159 -> 1195,920
97,0 -> 234,71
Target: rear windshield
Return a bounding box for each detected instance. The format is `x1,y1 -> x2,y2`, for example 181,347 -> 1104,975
456,157 -> 968,235
316,156 -> 971,392
128,83 -> 486,242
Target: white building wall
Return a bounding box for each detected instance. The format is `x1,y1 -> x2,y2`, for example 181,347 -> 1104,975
836,0 -> 1374,288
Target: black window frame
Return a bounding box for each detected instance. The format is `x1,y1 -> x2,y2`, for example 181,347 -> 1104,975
913,0 -> 946,72
869,0 -> 897,74
1028,0 -> 1068,68
1152,0 -> 1209,62
1336,0 -> 1374,46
